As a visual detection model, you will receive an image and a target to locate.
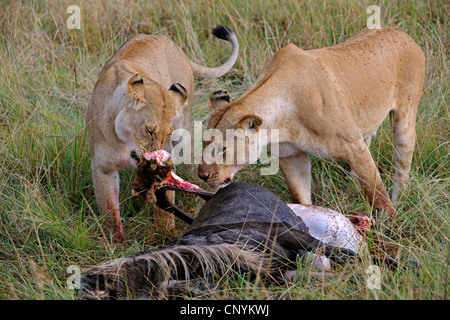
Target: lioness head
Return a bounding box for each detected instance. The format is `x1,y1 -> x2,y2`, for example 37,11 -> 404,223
114,73 -> 188,159
198,90 -> 263,190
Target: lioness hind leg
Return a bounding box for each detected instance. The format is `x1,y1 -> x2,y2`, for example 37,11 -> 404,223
279,152 -> 312,204
344,140 -> 397,219
349,134 -> 373,184
390,108 -> 417,204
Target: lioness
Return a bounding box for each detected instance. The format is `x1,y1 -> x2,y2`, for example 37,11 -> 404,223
198,27 -> 425,219
86,26 -> 239,243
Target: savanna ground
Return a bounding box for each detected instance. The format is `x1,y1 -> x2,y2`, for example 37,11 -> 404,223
0,0 -> 448,300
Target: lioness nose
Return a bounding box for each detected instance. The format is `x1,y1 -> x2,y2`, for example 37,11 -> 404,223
197,166 -> 209,181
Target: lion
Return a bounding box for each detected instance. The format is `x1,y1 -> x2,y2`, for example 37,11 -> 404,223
198,27 -> 425,219
86,25 -> 239,243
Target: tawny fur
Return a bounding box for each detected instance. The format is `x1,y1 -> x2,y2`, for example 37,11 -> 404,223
86,27 -> 238,242
199,27 -> 425,219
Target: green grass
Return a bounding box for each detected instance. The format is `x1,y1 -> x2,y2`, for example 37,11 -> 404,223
0,0 -> 448,300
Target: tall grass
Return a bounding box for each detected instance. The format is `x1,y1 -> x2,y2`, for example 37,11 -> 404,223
0,0 -> 448,299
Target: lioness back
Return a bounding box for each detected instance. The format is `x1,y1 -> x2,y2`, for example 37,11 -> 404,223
309,27 -> 425,135
100,34 -> 193,92
241,27 -> 425,140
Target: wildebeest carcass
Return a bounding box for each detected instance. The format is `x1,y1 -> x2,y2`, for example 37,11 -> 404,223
79,177 -> 362,299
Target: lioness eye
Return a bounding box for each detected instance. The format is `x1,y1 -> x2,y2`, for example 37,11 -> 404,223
146,127 -> 154,138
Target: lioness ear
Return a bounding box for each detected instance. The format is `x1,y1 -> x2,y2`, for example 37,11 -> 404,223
127,73 -> 145,110
208,89 -> 230,112
128,73 -> 144,93
169,83 -> 188,111
238,113 -> 263,131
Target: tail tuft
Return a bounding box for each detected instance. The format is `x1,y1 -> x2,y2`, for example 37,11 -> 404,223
190,24 -> 238,78
212,25 -> 234,41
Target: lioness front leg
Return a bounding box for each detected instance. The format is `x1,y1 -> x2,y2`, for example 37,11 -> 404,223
91,159 -> 125,243
279,152 -> 312,204
344,141 -> 397,219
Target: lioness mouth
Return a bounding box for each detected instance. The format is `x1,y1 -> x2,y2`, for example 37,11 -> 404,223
222,177 -> 231,185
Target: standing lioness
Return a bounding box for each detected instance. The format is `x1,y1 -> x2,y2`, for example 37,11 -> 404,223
198,27 -> 425,219
86,26 -> 238,243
